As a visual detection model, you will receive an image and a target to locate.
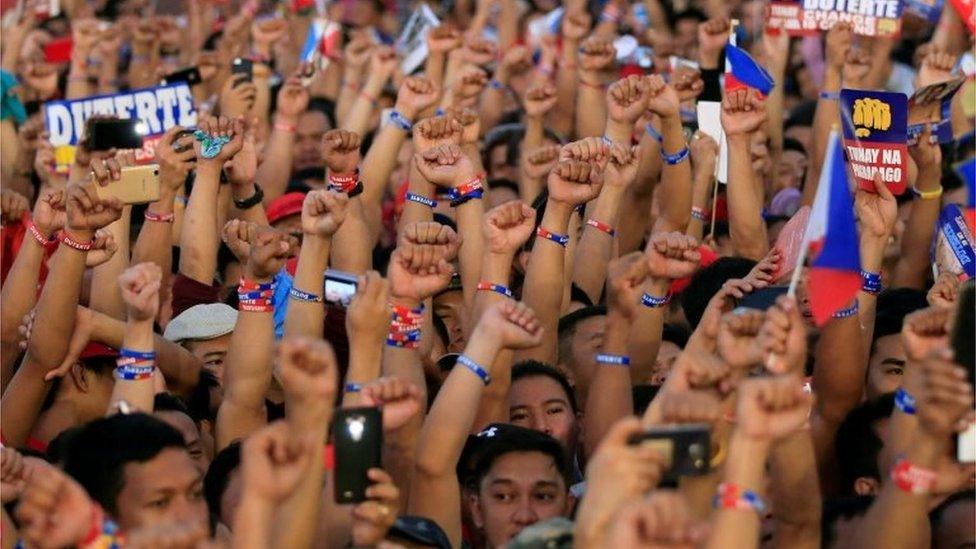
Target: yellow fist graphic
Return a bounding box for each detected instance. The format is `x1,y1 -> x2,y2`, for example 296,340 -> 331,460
852,98 -> 892,138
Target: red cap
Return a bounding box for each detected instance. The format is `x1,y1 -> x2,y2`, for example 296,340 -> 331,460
266,192 -> 306,225
670,245 -> 719,295
79,342 -> 119,360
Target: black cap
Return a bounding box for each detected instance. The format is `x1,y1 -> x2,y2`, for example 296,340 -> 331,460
387,515 -> 452,549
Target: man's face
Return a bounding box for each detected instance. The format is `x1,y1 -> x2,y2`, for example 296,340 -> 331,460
866,335 -> 905,399
471,451 -> 569,548
114,448 -> 208,530
272,214 -> 303,239
155,411 -> 209,470
293,111 -> 331,171
508,376 -> 578,450
673,19 -> 699,59
775,149 -> 807,191
649,341 -> 682,385
434,290 -> 466,352
487,144 -> 518,182
566,316 -> 606,404
185,334 -> 232,386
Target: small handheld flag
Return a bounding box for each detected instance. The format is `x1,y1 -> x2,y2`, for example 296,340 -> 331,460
724,44 -> 775,96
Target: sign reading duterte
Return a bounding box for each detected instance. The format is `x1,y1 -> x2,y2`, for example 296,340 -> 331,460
767,0 -> 903,37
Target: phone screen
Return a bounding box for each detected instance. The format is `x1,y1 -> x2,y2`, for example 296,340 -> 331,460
88,119 -> 147,151
332,407 -> 382,503
324,270 -> 358,306
231,58 -> 253,81
161,66 -> 202,86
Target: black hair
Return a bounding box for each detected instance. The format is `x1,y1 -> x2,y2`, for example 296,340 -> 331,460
670,7 -> 707,25
783,137 -> 807,156
632,385 -> 661,415
557,306 -> 607,367
680,257 -> 757,330
40,356 -> 116,413
661,323 -> 690,349
431,314 -> 450,350
154,393 -> 192,416
466,426 -> 572,492
486,178 -> 521,196
432,213 -> 458,234
834,393 -> 895,495
187,370 -> 218,423
871,288 -> 928,351
204,441 -> 242,523
822,495 -> 875,547
512,361 -> 579,414
62,414 -> 187,515
569,283 -> 594,308
482,124 -> 525,170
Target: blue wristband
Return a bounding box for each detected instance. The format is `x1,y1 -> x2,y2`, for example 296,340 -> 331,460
406,192 -> 438,208
860,270 -> 882,295
389,109 -> 412,131
641,292 -> 672,308
832,301 -> 859,319
119,348 -> 156,361
661,146 -> 690,165
596,353 -> 630,366
344,382 -> 363,393
601,135 -> 614,147
894,387 -> 916,415
488,79 -> 505,90
457,354 -> 491,385
289,287 -> 323,303
819,91 -> 839,100
645,123 -> 663,143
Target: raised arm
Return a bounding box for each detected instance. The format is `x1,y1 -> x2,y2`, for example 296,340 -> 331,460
409,301 -> 543,547
341,47 -> 397,137
108,263 -> 163,414
255,77 -> 309,204
645,75 -> 693,233
323,129 -> 372,273
215,225 -> 290,450
721,88 -> 769,260
575,36 -> 615,139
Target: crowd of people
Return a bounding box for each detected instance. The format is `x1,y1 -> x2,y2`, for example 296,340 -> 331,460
0,0 -> 973,546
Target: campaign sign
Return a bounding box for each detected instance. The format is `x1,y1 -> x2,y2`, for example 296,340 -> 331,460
44,83 -> 196,172
766,0 -> 903,36
934,204 -> 975,280
904,0 -> 945,22
840,89 -> 908,195
395,4 -> 439,76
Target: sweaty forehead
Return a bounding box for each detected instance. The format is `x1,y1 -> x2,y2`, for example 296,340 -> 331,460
509,376 -> 570,408
871,334 -> 905,363
481,451 -> 564,489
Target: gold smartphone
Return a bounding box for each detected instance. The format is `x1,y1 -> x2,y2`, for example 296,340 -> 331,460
95,165 -> 160,205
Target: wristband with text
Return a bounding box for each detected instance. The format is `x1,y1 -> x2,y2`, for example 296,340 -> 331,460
405,192 -> 437,208
58,231 -> 94,251
585,218 -> 615,236
596,353 -> 630,366
713,482 -> 767,515
535,226 -> 569,247
27,221 -> 57,249
891,456 -> 936,495
476,281 -> 514,298
831,301 -> 859,319
457,354 -> 491,385
860,269 -> 882,295
641,292 -> 671,308
289,287 -> 323,303
894,387 -> 916,415
389,109 -> 413,131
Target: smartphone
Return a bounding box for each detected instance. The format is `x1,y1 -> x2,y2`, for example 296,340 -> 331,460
160,66 -> 202,86
43,37 -> 73,63
88,118 -> 146,151
94,165 -> 161,204
324,269 -> 358,306
736,286 -> 790,312
333,407 -> 382,503
628,424 -> 711,483
231,57 -> 253,81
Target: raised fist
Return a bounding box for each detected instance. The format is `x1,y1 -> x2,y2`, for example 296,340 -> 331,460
901,306 -> 952,362
524,83 -> 558,118
427,25 -> 461,54
301,189 -> 349,238
278,336 -> 339,405
561,10 -> 592,42
758,295 -> 807,374
66,159 -> 124,232
413,116 -> 462,152
241,421 -> 316,504
825,22 -> 852,70
546,159 -> 603,205
445,107 -> 480,145
644,232 -> 701,280
645,74 -> 681,119
717,308 -> 765,370
736,376 -> 813,441
395,76 -> 440,119
560,137 -> 610,165
578,36 -> 615,73
914,352 -> 973,437
276,76 -> 311,119
85,229 -> 118,268
15,466 -> 95,549
483,201 -> 536,255
222,219 -> 257,263
398,221 -> 461,259
605,144 -> 639,188
322,129 -> 361,174
927,272 -> 960,308
1,189 -> 29,225
245,226 -> 291,281
607,75 -> 651,124
607,252 -> 650,320
359,377 -> 423,432
476,300 -> 544,350
118,262 -> 163,322
368,46 -> 399,79
456,67 -> 488,103
388,241 -> 455,302
521,144 -> 560,180
916,49 -> 958,89
721,88 -> 767,136
698,18 -> 731,67
462,37 -> 498,67
413,143 -> 475,187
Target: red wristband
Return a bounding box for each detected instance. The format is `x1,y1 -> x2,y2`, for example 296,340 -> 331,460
274,121 -> 295,133
57,231 -> 93,251
579,79 -> 606,90
891,456 -> 936,495
585,218 -> 615,236
27,220 -> 57,248
144,210 -> 175,223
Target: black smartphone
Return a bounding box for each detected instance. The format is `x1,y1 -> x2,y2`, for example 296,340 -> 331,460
333,407 -> 382,503
324,269 -> 358,307
231,57 -> 253,81
627,423 -> 711,483
952,281 -> 974,385
160,66 -> 202,86
736,286 -> 790,312
88,118 -> 145,151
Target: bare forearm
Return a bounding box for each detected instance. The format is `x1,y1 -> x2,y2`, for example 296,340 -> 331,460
342,75 -> 385,136
726,136 -> 768,259
573,186 -> 624,303
455,183 -> 485,313
255,125 -> 297,204
330,199 -> 371,273
89,213 -> 131,319
216,310 -> 276,449
0,356 -> 52,447
284,236 -> 330,339
803,68 -> 841,207
179,164 -> 221,283
0,238 -> 45,383
576,80 -> 607,139
769,430 -> 821,549
583,313 -> 633,457
657,115 -> 693,232
812,316 -> 863,426
705,434 -> 770,549
29,244 -> 87,369
892,170 -> 941,288
133,195 -> 175,291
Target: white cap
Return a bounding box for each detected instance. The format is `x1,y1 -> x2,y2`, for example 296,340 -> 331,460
163,303 -> 238,342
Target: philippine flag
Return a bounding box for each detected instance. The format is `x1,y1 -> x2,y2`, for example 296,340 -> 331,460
800,130 -> 861,326
724,43 -> 775,96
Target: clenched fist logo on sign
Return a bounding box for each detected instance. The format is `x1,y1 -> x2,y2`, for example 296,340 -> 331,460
852,98 -> 892,138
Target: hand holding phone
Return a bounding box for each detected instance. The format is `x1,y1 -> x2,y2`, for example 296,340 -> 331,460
324,269 -> 358,306
627,424 -> 711,483
88,118 -> 147,151
94,165 -> 161,205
